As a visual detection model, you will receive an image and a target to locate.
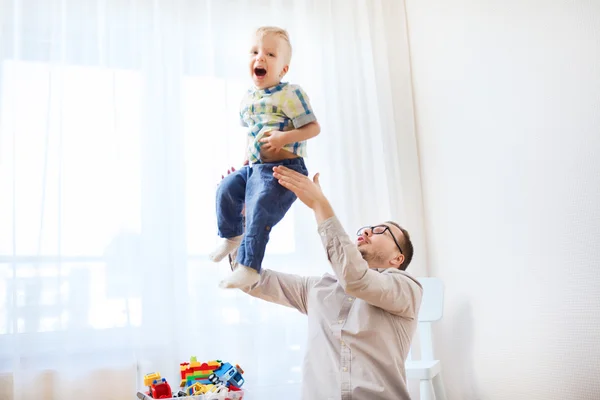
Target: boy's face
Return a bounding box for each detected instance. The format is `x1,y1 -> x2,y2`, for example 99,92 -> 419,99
249,33 -> 290,89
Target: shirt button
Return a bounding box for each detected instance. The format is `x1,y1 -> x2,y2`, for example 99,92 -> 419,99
347,297 -> 354,302
341,340 -> 345,346
338,319 -> 344,324
342,367 -> 348,372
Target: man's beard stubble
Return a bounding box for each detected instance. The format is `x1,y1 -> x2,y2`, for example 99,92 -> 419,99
359,247 -> 386,266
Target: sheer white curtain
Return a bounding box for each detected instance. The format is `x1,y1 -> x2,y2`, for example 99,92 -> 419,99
0,0 -> 424,399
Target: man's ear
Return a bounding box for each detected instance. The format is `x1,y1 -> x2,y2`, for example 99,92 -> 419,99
280,65 -> 289,78
390,254 -> 405,268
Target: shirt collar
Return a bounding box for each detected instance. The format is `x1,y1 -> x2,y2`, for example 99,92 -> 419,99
252,81 -> 288,96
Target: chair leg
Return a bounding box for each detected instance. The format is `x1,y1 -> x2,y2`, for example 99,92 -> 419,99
432,372 -> 447,400
420,379 -> 435,400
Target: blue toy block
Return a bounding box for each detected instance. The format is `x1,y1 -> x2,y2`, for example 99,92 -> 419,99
214,363 -> 245,388
186,378 -> 212,386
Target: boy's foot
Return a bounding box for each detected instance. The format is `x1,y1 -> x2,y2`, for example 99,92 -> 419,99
209,236 -> 243,262
219,265 -> 259,289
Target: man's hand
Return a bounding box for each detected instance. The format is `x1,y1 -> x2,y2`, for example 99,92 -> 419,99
272,166 -> 334,223
260,130 -> 286,153
221,166 -> 235,180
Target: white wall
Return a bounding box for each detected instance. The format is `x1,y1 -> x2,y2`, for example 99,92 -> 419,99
405,0 -> 600,399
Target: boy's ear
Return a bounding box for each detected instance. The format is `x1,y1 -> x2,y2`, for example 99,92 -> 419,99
280,65 -> 289,78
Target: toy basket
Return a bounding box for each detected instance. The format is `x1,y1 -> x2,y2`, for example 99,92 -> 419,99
139,357 -> 247,400
148,391 -> 246,400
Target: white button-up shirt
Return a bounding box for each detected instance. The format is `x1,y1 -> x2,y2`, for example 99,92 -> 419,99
242,216 -> 423,399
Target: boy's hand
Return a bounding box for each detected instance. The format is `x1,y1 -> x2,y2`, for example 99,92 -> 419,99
259,130 -> 286,153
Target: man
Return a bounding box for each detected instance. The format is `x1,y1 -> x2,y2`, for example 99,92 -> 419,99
229,166 -> 423,400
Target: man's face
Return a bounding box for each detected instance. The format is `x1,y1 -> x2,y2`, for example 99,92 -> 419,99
249,33 -> 289,89
356,223 -> 404,269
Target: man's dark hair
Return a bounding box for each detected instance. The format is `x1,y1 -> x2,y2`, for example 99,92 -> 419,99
387,221 -> 414,271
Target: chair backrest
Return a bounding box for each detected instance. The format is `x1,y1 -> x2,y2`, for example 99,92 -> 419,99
411,277 -> 445,361
417,277 -> 444,322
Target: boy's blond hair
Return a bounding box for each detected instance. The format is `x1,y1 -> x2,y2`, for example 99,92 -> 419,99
255,26 -> 292,63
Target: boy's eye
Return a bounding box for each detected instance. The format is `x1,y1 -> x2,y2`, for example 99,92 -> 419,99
267,53 -> 275,57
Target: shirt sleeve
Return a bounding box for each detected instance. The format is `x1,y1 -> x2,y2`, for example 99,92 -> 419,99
317,216 -> 423,318
241,269 -> 320,315
239,113 -> 248,127
281,84 -> 317,129
239,92 -> 250,127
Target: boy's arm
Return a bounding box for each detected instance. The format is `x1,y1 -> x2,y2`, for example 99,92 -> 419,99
260,85 -> 320,150
278,121 -> 321,144
260,121 -> 320,149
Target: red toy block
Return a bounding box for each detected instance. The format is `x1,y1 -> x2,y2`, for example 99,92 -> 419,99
150,378 -> 172,399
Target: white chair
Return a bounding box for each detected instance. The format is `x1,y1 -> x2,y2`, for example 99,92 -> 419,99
405,277 -> 447,400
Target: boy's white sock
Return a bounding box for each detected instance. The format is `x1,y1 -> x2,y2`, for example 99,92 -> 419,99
219,265 -> 259,289
209,236 -> 243,262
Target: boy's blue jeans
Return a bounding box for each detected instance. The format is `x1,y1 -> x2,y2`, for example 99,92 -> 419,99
215,158 -> 308,272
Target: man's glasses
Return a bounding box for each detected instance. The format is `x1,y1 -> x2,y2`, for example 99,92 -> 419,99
356,225 -> 404,255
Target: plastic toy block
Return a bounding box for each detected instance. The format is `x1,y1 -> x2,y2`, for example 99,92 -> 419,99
143,372 -> 161,387
187,376 -> 212,383
210,384 -> 230,394
190,372 -> 212,379
170,358 -> 245,397
214,363 -> 245,388
198,362 -> 221,370
198,369 -> 216,375
184,371 -> 214,380
187,378 -> 212,386
187,382 -> 214,395
150,378 -> 172,399
181,362 -> 220,382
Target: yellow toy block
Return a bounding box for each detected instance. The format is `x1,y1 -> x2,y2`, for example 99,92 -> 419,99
204,384 -> 217,393
143,372 -> 161,387
187,383 -> 214,395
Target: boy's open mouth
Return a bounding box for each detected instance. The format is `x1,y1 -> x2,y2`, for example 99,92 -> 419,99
254,68 -> 267,77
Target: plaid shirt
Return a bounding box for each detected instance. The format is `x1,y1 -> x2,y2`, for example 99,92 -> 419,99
240,82 -> 317,163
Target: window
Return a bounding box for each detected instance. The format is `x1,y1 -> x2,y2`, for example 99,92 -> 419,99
0,60 -> 144,339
